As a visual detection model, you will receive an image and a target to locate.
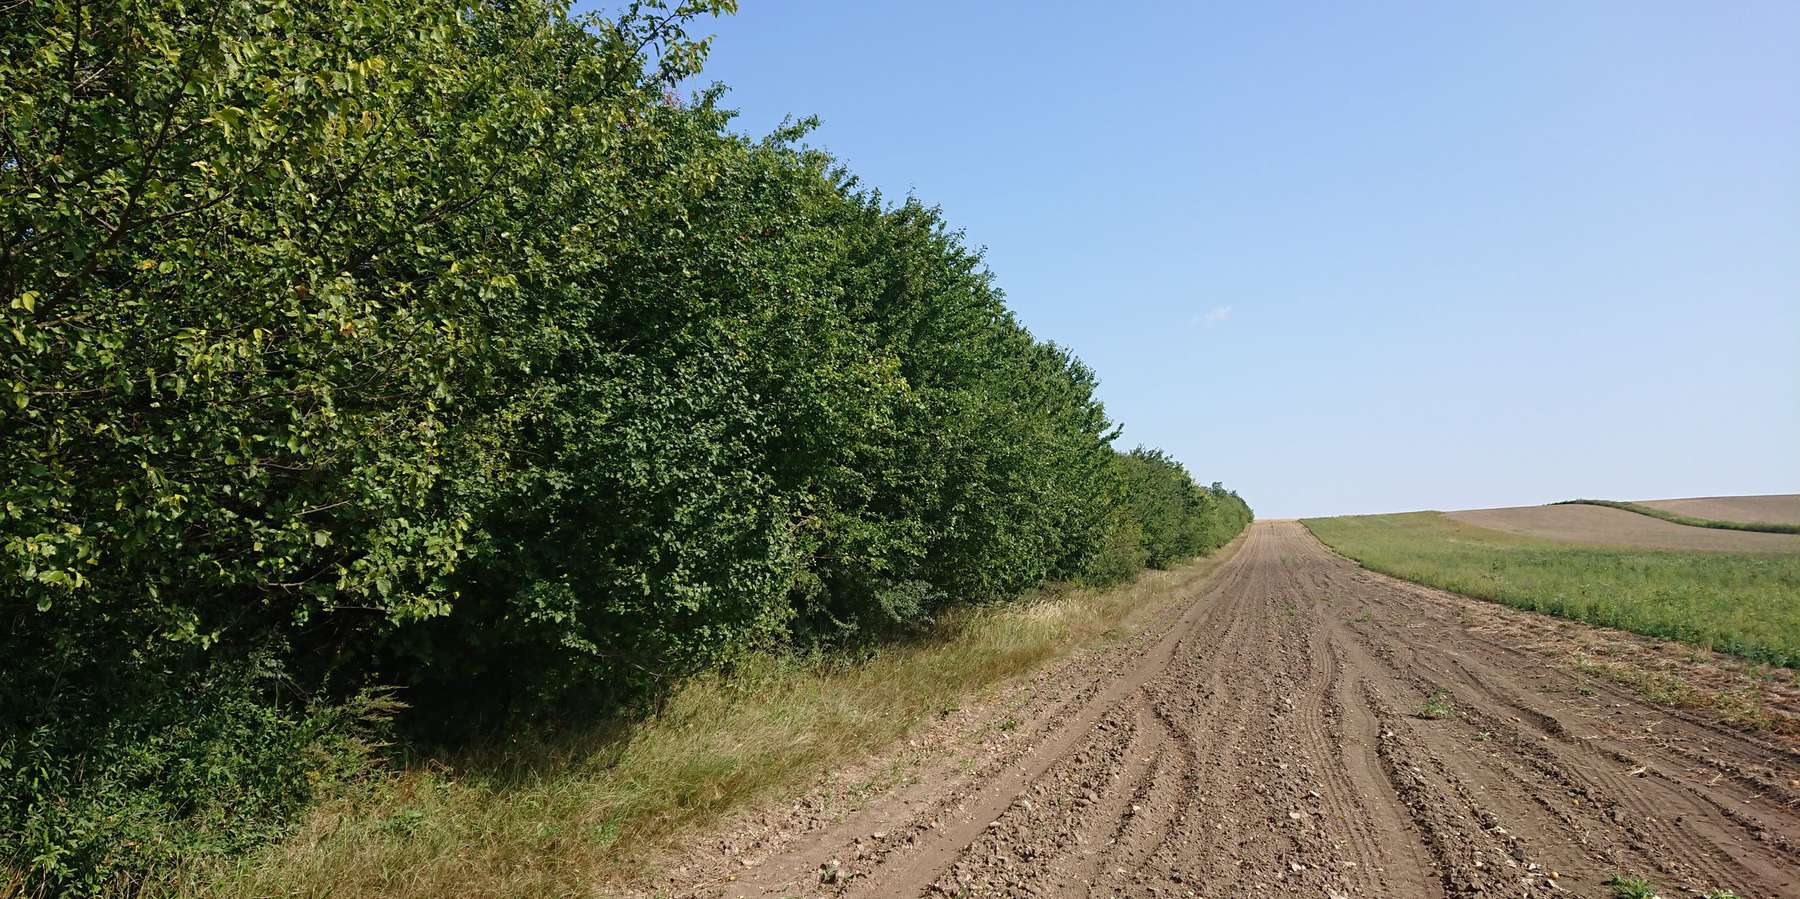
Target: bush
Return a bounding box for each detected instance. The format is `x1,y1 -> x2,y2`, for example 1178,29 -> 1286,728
1,656 -> 388,895
0,0 -> 1252,890
4,0 -> 735,886
1109,449 -> 1253,570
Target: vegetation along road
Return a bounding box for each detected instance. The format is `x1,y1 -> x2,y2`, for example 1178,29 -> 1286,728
5,0 -> 1792,894
641,522 -> 1800,899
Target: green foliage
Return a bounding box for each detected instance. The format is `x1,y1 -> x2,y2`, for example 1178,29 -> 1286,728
1559,500 -> 1800,535
1079,449 -> 1253,585
1605,873 -> 1660,899
1303,512 -> 1800,668
1,659 -> 389,895
0,0 -> 1249,890
3,0 -> 738,886
1106,448 -> 1252,571
1419,690 -> 1454,720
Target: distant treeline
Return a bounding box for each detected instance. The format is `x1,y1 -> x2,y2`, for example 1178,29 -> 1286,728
0,0 -> 1250,891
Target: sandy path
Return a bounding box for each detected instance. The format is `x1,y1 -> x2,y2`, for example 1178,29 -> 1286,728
1637,495 -> 1800,527
638,522 -> 1800,898
1448,503 -> 1800,553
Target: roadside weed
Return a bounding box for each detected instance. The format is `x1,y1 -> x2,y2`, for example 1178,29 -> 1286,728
1419,690 -> 1455,720
1605,873 -> 1658,898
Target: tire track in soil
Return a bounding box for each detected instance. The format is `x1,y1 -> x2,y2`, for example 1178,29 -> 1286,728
1324,552 -> 1799,893
652,522 -> 1800,898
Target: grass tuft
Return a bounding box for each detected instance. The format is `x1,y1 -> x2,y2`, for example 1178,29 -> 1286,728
1605,873 -> 1660,898
1418,690 -> 1455,720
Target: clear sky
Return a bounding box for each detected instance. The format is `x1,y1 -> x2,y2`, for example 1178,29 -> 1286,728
604,1 -> 1799,518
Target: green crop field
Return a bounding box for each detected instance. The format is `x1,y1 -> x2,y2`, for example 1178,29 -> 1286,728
1302,512 -> 1800,668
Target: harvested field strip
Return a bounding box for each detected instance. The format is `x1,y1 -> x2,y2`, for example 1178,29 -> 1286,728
1561,498 -> 1800,535
1448,503 -> 1800,553
1640,494 -> 1800,527
1302,512 -> 1800,668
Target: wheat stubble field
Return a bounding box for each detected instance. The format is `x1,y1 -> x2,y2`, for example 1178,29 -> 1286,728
635,509 -> 1800,899
1447,504 -> 1800,552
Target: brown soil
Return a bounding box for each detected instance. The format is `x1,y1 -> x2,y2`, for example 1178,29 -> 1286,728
1447,503 -> 1800,553
628,522 -> 1800,898
1636,494 -> 1800,527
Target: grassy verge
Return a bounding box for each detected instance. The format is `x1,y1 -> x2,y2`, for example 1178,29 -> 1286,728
1301,512 -> 1800,668
1558,499 -> 1800,535
173,538 -> 1243,899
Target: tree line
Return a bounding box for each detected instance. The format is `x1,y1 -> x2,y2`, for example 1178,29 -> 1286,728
0,0 -> 1251,891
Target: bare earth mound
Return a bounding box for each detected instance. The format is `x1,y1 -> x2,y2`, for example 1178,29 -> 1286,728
633,522 -> 1800,899
1448,503 -> 1800,553
1636,494 -> 1800,527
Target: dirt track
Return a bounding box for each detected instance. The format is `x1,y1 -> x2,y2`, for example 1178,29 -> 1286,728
643,522 -> 1800,898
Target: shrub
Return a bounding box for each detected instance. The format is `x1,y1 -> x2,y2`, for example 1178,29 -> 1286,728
1111,449 -> 1253,569
1,656 -> 389,895
0,0 -> 1251,889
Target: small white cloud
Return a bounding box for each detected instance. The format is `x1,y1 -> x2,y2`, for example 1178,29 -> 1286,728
1197,304 -> 1232,326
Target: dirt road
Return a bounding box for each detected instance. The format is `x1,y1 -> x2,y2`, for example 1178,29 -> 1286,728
648,522 -> 1800,898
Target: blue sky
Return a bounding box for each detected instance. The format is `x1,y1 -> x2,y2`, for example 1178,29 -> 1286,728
613,1 -> 1797,518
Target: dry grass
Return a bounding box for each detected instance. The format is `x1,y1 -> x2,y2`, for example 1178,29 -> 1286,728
1569,653 -> 1799,737
166,538 -> 1242,899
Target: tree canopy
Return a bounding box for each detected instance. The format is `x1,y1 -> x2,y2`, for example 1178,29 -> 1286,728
0,1 -> 1251,891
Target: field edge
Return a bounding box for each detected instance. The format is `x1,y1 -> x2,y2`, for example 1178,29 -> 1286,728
1298,514 -> 1800,740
